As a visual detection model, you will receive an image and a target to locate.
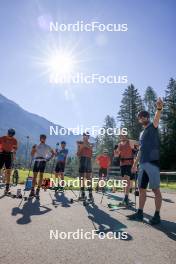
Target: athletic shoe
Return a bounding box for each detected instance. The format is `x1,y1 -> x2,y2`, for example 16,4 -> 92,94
149,215 -> 161,225
127,212 -> 143,221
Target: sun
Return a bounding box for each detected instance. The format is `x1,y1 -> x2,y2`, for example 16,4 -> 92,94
48,51 -> 75,76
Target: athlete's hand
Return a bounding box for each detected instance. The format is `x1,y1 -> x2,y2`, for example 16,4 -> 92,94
156,97 -> 163,110
131,164 -> 137,174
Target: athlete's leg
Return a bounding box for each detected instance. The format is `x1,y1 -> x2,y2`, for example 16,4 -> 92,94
152,188 -> 162,211
124,175 -> 130,194
139,188 -> 147,209
149,188 -> 162,224
32,172 -> 38,188
5,169 -> 11,191
127,170 -> 148,221
38,172 -> 44,188
60,172 -> 64,187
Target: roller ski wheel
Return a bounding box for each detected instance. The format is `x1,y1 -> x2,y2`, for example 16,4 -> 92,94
70,198 -> 74,204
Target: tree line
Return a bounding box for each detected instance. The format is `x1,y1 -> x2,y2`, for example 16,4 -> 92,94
96,78 -> 176,170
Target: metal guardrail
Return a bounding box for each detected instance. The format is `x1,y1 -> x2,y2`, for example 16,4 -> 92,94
64,166 -> 176,185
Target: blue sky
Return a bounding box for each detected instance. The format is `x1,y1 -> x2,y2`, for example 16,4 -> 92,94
0,0 -> 175,128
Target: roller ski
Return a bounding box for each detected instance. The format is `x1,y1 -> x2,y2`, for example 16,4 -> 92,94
4,189 -> 23,199
3,185 -> 16,198
108,196 -> 132,209
28,188 -> 40,200
54,185 -> 64,193
35,188 -> 40,200
70,188 -> 88,206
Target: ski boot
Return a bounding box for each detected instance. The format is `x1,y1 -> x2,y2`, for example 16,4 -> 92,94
29,188 -> 35,198
88,188 -> 94,204
119,195 -> 129,207
35,188 -> 40,200
79,188 -> 86,201
4,184 -> 11,196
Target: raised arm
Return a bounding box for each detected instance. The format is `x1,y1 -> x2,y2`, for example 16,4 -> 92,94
153,97 -> 164,128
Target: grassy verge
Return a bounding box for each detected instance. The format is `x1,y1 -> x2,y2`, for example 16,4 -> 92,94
14,170 -> 176,191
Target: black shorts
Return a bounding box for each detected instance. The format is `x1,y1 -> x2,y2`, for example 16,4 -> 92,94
55,162 -> 65,173
79,157 -> 92,173
120,165 -> 134,180
33,160 -> 46,173
0,152 -> 13,169
99,168 -> 108,178
140,170 -> 149,189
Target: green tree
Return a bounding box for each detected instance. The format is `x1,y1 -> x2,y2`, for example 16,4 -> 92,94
96,115 -> 117,158
118,84 -> 144,139
144,86 -> 157,119
160,78 -> 176,169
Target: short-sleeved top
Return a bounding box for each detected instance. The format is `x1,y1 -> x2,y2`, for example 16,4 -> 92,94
0,136 -> 18,152
139,122 -> 160,164
96,155 -> 111,169
118,141 -> 134,166
56,148 -> 68,163
34,143 -> 52,159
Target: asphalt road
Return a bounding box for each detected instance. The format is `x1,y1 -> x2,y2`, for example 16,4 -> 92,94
0,186 -> 175,264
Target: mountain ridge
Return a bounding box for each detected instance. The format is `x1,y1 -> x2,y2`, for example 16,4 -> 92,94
0,93 -> 79,154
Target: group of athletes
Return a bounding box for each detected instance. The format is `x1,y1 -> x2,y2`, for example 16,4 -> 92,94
0,97 -> 163,225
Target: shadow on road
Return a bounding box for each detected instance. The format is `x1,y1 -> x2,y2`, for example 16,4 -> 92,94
11,199 -> 52,225
84,202 -> 133,241
143,213 -> 176,241
147,195 -> 175,203
53,191 -> 71,207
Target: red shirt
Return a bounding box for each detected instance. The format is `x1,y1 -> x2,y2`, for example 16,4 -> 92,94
0,136 -> 18,152
96,155 -> 111,168
118,141 -> 133,166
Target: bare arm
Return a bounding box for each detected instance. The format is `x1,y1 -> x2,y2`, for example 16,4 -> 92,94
153,97 -> 164,128
50,149 -> 55,159
31,145 -> 36,157
114,147 -> 120,157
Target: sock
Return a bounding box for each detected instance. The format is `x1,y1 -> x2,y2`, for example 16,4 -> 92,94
137,209 -> 143,215
154,211 -> 160,217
